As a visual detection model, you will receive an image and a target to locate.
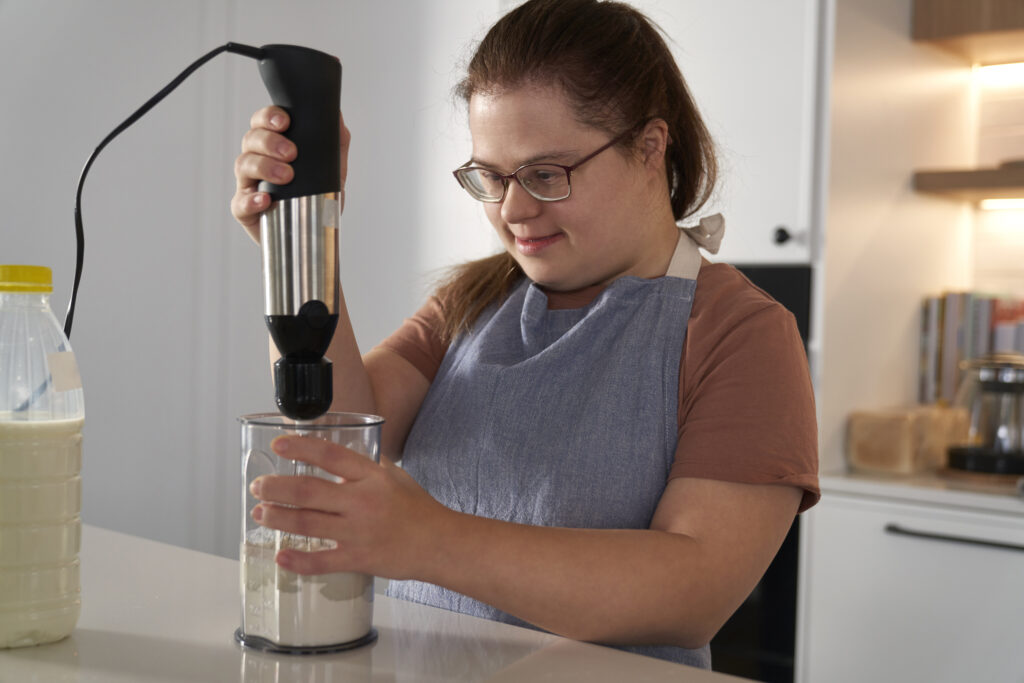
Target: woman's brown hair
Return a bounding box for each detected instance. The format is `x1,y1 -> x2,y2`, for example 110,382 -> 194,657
435,0 -> 718,343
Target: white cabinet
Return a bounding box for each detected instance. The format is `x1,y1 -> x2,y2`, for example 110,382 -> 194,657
634,0 -> 825,264
797,485 -> 1024,683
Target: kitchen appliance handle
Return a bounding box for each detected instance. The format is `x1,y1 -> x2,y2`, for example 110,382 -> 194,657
884,523 -> 1024,553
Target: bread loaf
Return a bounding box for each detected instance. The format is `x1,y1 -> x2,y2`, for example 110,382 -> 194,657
846,406 -> 967,474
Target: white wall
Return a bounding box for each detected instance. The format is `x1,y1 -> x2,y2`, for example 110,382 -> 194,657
973,69 -> 1024,296
818,0 -> 975,470
0,0 -> 500,557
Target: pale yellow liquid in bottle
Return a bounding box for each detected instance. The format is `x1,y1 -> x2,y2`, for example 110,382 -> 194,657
0,416 -> 83,648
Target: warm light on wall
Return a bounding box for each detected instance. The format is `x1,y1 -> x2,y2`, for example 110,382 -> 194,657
980,198 -> 1024,211
974,62 -> 1024,88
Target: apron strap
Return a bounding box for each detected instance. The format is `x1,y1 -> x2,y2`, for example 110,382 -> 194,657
665,214 -> 725,280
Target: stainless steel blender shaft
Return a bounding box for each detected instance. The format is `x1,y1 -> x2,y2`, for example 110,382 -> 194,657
260,193 -> 340,317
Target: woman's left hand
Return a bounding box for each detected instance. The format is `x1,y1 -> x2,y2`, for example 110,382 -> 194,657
249,435 -> 449,578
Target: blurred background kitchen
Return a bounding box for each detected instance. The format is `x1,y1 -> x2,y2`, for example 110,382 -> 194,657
2,1 -> 1023,681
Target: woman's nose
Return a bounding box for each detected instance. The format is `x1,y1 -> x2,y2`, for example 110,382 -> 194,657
500,179 -> 543,224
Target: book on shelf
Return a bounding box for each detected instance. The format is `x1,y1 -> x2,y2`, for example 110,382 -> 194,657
919,296 -> 941,404
992,298 -> 1024,355
919,291 -> 1024,405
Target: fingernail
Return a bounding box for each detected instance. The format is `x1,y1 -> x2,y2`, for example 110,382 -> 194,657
277,142 -> 293,158
276,550 -> 293,570
249,478 -> 262,496
271,436 -> 290,455
273,165 -> 289,182
253,193 -> 267,207
270,114 -> 285,129
251,505 -> 263,522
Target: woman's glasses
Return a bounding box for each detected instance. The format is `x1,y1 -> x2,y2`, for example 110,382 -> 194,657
452,126 -> 638,203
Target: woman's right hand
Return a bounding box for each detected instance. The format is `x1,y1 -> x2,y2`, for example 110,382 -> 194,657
232,106 -> 352,243
231,106 -> 297,243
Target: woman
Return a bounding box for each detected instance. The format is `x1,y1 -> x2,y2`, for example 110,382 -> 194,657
232,0 -> 818,668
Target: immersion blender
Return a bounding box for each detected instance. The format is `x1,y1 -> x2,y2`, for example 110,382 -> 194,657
256,45 -> 342,421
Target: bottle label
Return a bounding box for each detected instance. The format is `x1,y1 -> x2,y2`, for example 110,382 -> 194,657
47,352 -> 82,392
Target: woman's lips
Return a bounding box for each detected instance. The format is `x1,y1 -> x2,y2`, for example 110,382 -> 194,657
514,232 -> 564,255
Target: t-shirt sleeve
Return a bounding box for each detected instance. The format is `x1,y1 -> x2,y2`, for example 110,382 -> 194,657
374,296 -> 449,383
671,269 -> 820,513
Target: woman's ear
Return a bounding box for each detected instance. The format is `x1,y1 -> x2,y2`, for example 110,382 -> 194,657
640,118 -> 670,170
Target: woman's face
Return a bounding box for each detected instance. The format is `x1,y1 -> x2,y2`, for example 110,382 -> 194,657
467,85 -> 676,291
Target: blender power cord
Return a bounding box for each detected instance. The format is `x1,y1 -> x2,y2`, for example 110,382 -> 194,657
65,42 -> 265,339
11,43 -> 263,413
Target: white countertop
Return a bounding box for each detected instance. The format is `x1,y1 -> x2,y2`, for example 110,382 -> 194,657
0,526 -> 746,682
820,469 -> 1024,517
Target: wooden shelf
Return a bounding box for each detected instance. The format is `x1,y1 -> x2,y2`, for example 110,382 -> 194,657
913,0 -> 1024,64
913,166 -> 1024,201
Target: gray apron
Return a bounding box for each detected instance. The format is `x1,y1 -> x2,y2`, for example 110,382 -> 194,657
390,216 -> 725,668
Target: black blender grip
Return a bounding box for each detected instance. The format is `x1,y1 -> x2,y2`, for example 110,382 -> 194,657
257,44 -> 341,201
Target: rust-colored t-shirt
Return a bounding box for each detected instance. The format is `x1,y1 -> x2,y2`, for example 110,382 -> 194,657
376,261 -> 820,512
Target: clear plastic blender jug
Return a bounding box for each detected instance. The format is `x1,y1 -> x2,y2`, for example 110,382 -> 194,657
237,412 -> 382,654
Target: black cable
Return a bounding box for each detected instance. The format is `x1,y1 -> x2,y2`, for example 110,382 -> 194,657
65,42 -> 264,339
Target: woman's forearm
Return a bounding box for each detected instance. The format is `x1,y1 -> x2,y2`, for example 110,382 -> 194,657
412,478 -> 800,650
322,286 -> 377,414
321,287 -> 432,458
419,513 -> 723,649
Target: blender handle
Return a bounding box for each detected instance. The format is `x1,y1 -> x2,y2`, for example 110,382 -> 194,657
884,523 -> 1024,553
257,44 -> 342,201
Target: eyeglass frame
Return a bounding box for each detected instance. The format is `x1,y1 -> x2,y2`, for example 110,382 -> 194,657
451,122 -> 645,204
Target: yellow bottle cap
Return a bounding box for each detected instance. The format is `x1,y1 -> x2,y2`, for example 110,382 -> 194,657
0,265 -> 54,293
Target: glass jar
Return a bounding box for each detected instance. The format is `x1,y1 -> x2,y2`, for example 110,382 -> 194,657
948,352 -> 1024,474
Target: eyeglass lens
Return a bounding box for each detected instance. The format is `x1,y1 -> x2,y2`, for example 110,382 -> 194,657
459,164 -> 571,202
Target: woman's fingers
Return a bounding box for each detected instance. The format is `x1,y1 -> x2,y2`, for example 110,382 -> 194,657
275,545 -> 359,576
271,436 -> 378,481
337,110 -> 351,215
252,503 -> 342,545
230,152 -> 292,239
338,108 -> 350,184
250,105 -> 289,133
274,546 -> 349,576
250,482 -> 374,575
234,149 -> 294,190
231,106 -> 295,240
240,126 -> 296,165
250,474 -> 344,512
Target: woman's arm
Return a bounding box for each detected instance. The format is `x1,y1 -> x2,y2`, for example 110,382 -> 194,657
416,476 -> 800,648
250,436 -> 800,650
362,348 -> 431,458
